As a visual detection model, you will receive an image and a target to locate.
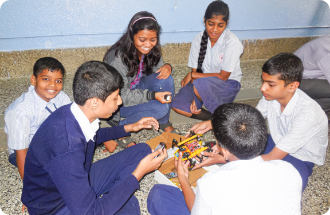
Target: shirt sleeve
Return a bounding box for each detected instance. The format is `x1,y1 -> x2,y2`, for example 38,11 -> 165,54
221,41 -> 243,73
255,97 -> 268,118
45,146 -> 139,215
95,125 -> 130,145
275,109 -> 325,154
105,51 -> 153,107
188,34 -> 201,69
5,109 -> 31,151
318,53 -> 330,84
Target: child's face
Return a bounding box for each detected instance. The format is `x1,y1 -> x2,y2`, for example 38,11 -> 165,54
95,89 -> 122,119
134,29 -> 157,57
205,15 -> 227,43
260,72 -> 292,101
30,69 -> 63,102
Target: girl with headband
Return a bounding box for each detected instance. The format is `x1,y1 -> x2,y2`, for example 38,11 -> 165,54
104,11 -> 178,151
172,0 -> 243,121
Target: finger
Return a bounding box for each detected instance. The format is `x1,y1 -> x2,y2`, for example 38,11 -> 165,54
201,151 -> 214,157
102,148 -> 109,153
155,69 -> 161,73
192,162 -> 205,170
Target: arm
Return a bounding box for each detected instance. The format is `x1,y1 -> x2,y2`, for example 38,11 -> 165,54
96,117 -> 159,145
16,148 -> 28,179
175,152 -> 195,212
191,69 -> 231,81
261,147 -> 289,161
186,120 -> 212,138
46,150 -> 141,215
104,50 -> 155,107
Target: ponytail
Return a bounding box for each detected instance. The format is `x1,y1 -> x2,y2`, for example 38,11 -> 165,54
197,30 -> 208,73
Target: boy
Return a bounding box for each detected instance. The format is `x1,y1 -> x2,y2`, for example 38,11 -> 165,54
187,53 -> 328,191
148,103 -> 302,215
257,52 -> 328,191
22,61 -> 167,214
4,57 -> 70,179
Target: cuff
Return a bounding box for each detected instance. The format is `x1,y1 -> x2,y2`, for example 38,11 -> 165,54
147,91 -> 156,100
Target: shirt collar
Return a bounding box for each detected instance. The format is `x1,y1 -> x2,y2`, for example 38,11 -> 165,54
208,28 -> 227,47
31,85 -> 58,110
272,89 -> 300,117
70,102 -> 100,142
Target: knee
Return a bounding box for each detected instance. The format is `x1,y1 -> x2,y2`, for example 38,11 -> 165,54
148,184 -> 165,202
135,143 -> 152,155
152,102 -> 170,118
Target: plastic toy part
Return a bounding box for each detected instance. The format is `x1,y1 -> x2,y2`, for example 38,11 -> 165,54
165,171 -> 178,179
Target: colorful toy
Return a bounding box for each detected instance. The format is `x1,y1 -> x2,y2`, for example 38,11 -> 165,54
173,131 -> 209,170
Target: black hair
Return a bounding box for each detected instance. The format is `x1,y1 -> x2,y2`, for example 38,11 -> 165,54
197,1 -> 229,73
262,52 -> 303,86
73,61 -> 124,106
211,103 -> 267,160
33,57 -> 65,77
104,11 -> 162,77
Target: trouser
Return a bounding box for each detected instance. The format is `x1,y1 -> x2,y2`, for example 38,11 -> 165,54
264,135 -> 314,191
119,73 -> 175,125
9,152 -> 17,167
172,77 -> 241,113
147,184 -> 190,215
56,143 -> 151,215
300,79 -> 330,112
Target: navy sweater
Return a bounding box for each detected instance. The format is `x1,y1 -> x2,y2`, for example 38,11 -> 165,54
22,104 -> 139,215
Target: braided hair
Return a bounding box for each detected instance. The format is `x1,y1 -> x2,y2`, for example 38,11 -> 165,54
197,1 -> 229,73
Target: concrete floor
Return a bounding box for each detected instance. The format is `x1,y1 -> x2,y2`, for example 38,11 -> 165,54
1,98 -> 330,215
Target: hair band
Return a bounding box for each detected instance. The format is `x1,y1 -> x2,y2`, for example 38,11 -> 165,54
133,17 -> 157,25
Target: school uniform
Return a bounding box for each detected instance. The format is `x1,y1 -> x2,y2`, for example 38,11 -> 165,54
256,89 -> 328,190
4,85 -> 70,166
22,103 -> 151,215
148,157 -> 302,215
172,29 -> 243,113
294,34 -> 330,112
104,50 -> 175,126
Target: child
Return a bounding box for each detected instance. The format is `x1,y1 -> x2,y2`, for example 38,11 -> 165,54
4,57 -> 70,180
172,0 -> 243,120
148,103 -> 302,215
103,11 -> 178,151
21,61 -> 167,215
187,53 -> 328,192
294,34 -> 330,112
257,52 -> 328,191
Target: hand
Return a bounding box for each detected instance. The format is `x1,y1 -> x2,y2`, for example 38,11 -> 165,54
175,152 -> 190,183
181,72 -> 192,87
128,117 -> 159,132
155,91 -> 172,104
192,151 -> 226,170
185,120 -> 212,138
132,148 -> 168,181
156,64 -> 172,79
103,140 -> 118,153
190,100 -> 201,114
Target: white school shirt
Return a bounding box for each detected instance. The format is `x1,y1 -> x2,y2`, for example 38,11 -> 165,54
70,102 -> 100,142
256,89 -> 328,165
294,34 -> 330,83
4,85 -> 71,155
187,29 -> 243,82
191,156 -> 302,215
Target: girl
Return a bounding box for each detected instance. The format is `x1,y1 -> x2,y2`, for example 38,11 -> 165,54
172,0 -> 243,120
104,11 -> 178,150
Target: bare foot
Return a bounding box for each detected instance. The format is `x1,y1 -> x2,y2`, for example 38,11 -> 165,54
103,140 -> 118,153
164,125 -> 174,133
